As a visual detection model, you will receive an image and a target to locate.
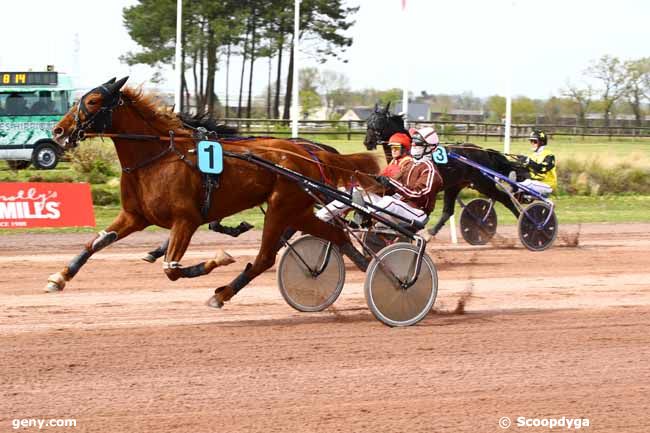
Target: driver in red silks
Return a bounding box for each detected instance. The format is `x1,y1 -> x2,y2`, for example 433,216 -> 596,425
380,132 -> 412,178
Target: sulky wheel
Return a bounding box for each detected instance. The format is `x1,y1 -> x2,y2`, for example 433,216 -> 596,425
277,235 -> 345,312
364,242 -> 438,327
518,202 -> 558,252
459,198 -> 498,245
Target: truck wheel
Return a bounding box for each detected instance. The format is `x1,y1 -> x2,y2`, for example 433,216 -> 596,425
32,143 -> 59,170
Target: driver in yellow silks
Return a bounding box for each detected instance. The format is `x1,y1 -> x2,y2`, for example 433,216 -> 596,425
516,129 -> 557,196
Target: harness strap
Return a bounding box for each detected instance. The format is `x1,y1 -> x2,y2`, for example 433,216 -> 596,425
304,147 -> 334,185
87,132 -> 379,182
121,131 -> 194,174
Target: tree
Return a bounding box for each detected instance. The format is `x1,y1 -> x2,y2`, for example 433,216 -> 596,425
562,82 -> 593,126
486,95 -> 506,122
542,96 -> 563,124
122,0 -> 247,115
300,89 -> 321,119
319,70 -> 350,119
586,55 -> 627,127
299,67 -> 320,92
455,91 -> 482,110
512,96 -> 537,123
282,0 -> 358,119
624,58 -> 650,126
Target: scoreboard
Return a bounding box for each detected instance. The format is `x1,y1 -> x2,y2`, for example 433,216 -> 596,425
0,72 -> 58,86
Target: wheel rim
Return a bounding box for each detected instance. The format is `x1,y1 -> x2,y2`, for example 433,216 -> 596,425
366,244 -> 437,326
37,148 -> 56,168
519,203 -> 557,251
460,199 -> 497,245
278,236 -> 345,312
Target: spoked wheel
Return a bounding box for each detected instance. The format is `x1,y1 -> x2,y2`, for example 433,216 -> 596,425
277,235 -> 345,312
518,202 -> 558,251
364,242 -> 438,327
459,198 -> 497,245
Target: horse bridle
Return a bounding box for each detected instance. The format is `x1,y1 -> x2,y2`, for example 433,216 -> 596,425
366,111 -> 389,148
70,85 -> 124,144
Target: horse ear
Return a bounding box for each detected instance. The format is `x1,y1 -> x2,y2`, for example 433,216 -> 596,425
385,101 -> 391,112
374,103 -> 378,112
103,77 -> 117,86
106,76 -> 129,94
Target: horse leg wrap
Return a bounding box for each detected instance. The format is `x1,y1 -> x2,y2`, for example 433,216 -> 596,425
209,221 -> 254,238
180,262 -> 208,278
143,239 -> 169,263
231,263 -> 253,294
162,261 -> 183,280
66,230 -> 117,279
91,230 -> 118,252
340,243 -> 369,272
276,227 -> 297,250
66,249 -> 92,279
428,212 -> 451,236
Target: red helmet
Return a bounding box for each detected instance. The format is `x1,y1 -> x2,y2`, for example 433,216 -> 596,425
388,132 -> 411,152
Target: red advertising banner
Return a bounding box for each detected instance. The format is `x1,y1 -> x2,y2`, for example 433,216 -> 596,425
0,182 -> 95,229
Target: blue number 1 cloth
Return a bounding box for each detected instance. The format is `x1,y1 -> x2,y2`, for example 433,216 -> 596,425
197,141 -> 223,174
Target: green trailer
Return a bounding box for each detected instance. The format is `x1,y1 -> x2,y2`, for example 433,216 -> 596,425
0,71 -> 74,169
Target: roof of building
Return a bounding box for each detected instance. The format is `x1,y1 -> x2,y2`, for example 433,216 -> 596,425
392,102 -> 430,121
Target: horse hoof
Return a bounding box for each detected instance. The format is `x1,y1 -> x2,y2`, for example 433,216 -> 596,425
213,250 -> 235,267
45,272 -> 65,292
206,295 -> 224,309
213,285 -> 235,304
141,253 -> 157,263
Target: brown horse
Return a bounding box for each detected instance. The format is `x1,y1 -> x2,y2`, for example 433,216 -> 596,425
48,77 -> 380,307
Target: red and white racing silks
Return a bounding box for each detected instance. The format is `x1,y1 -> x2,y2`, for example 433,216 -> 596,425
387,158 -> 440,215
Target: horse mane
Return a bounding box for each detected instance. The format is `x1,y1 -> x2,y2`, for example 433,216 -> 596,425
121,86 -> 185,132
177,112 -> 239,136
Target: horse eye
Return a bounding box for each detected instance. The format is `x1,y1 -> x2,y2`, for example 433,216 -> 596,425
87,99 -> 98,106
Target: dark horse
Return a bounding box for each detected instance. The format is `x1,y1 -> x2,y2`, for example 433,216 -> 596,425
48,77 -> 380,308
364,104 -> 528,236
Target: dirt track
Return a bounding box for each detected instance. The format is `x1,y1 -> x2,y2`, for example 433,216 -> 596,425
1,223 -> 650,432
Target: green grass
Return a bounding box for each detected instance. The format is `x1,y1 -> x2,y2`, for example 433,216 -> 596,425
1,136 -> 648,234
2,195 -> 647,235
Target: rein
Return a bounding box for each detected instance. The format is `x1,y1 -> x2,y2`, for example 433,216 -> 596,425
78,89 -> 378,181
85,131 -> 195,173
85,131 -> 380,182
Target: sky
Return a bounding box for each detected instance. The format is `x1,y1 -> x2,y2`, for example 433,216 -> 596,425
0,0 -> 648,101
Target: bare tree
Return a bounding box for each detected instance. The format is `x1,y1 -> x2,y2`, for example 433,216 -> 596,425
586,55 -> 627,127
624,58 -> 650,127
318,69 -> 349,119
562,82 -> 593,126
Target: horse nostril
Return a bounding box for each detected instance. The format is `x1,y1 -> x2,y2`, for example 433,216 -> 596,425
53,127 -> 64,137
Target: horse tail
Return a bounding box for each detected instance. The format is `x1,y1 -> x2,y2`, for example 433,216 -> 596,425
317,151 -> 381,188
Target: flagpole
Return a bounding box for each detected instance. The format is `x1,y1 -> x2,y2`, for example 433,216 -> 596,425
291,0 -> 300,138
401,0 -> 408,127
174,0 -> 183,113
503,0 -> 515,154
